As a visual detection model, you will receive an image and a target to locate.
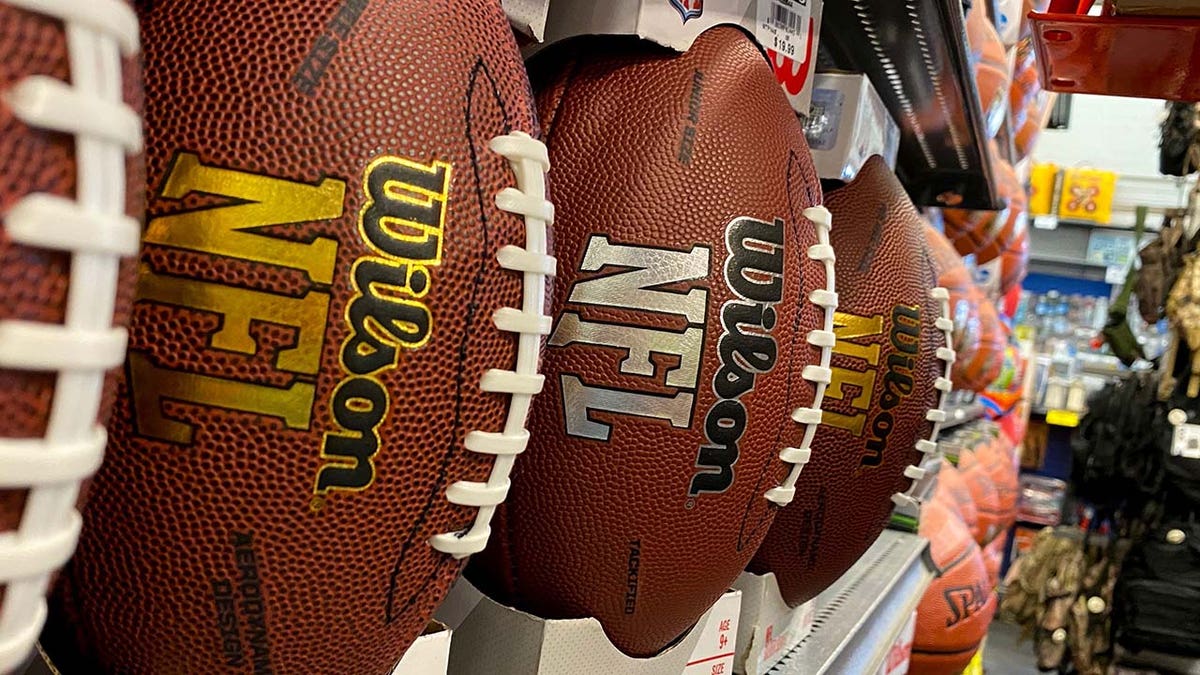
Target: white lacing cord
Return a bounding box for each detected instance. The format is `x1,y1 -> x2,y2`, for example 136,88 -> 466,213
892,287 -> 957,509
764,205 -> 837,507
0,1 -> 140,670
428,132 -> 554,559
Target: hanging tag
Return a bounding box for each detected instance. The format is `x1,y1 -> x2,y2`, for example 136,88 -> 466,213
756,0 -> 810,59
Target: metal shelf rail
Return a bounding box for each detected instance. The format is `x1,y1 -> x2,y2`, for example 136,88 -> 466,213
820,0 -> 1002,210
768,530 -> 933,675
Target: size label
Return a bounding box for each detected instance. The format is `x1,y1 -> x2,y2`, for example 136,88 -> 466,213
757,0 -> 810,59
1172,421 -> 1200,459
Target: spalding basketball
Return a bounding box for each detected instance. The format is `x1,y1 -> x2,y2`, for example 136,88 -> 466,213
0,1 -> 142,670
44,2 -> 551,673
935,463 -> 980,538
748,156 -> 954,608
966,3 -> 1010,138
947,157 -> 1025,265
469,26 -> 835,657
959,444 -> 1004,545
957,291 -> 1006,392
911,499 -> 997,675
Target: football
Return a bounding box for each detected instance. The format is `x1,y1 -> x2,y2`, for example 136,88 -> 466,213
468,26 -> 835,656
43,2 -> 552,673
911,499 -> 997,675
0,1 -> 142,671
748,156 -> 954,607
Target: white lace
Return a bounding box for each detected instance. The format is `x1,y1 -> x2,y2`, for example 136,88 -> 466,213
892,287 -> 957,509
764,205 -> 837,506
0,0 -> 140,670
427,132 -> 553,558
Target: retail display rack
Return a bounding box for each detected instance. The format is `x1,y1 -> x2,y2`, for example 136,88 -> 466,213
821,0 -> 1003,210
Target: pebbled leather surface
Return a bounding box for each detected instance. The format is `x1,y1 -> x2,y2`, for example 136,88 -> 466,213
749,157 -> 942,607
42,1 -> 539,673
468,26 -> 827,657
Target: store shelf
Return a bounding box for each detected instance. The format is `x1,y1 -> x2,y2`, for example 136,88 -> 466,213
768,529 -> 932,675
1116,644 -> 1200,673
819,0 -> 1002,210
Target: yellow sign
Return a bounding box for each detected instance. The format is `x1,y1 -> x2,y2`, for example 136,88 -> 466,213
1058,167 -> 1118,223
1046,409 -> 1081,427
1028,163 -> 1057,216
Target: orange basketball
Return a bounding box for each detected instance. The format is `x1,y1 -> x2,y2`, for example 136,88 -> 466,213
948,158 -> 1025,265
966,0 -> 1009,137
934,463 -> 979,537
957,295 -> 1006,391
912,499 -> 997,675
1000,227 -> 1029,294
958,447 -> 1003,545
1015,97 -> 1048,160
978,437 -> 1019,528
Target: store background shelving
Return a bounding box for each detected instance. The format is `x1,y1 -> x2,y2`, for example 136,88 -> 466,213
818,0 -> 1002,210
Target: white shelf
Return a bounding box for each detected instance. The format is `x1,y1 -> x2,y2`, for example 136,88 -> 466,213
767,529 -> 933,675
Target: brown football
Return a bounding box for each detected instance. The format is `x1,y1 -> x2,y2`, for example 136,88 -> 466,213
42,1 -> 552,673
0,1 -> 142,671
467,26 -> 835,657
748,156 -> 954,607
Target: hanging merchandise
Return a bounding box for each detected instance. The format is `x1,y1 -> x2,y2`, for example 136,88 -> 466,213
936,463 -> 982,539
1001,527 -> 1127,675
1135,208 -> 1193,326
1158,101 -> 1200,177
1167,252 -> 1200,397
1070,371 -> 1165,512
1102,207 -> 1149,366
1028,163 -> 1058,216
999,227 -> 1031,296
1113,518 -> 1200,657
1058,167 -> 1118,224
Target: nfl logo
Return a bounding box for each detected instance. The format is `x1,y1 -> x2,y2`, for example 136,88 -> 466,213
670,0 -> 704,21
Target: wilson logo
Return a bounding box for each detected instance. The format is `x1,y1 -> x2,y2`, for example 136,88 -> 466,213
315,156 -> 451,500
690,217 -> 786,497
822,305 -> 921,468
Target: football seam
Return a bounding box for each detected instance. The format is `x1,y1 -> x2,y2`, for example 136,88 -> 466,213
767,197 -> 837,507
425,129 -> 555,559
892,286 -> 958,511
0,1 -> 142,671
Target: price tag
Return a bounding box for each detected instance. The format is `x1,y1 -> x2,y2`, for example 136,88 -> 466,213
1172,421 -> 1200,459
1105,265 -> 1128,285
1045,409 -> 1080,427
756,0 -> 810,60
1033,215 -> 1059,230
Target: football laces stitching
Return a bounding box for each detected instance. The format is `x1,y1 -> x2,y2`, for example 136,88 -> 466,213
428,132 -> 554,559
891,286 -> 957,509
0,0 -> 140,669
765,205 -> 837,507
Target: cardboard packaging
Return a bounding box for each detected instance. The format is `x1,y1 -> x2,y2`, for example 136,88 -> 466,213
1058,167 -> 1118,224
804,72 -> 900,181
439,579 -> 741,674
392,623 -> 452,674
731,571 -> 816,674
503,0 -> 551,41
536,0 -> 824,116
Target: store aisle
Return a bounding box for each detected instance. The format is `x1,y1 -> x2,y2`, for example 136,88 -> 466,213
984,620 -> 1040,674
